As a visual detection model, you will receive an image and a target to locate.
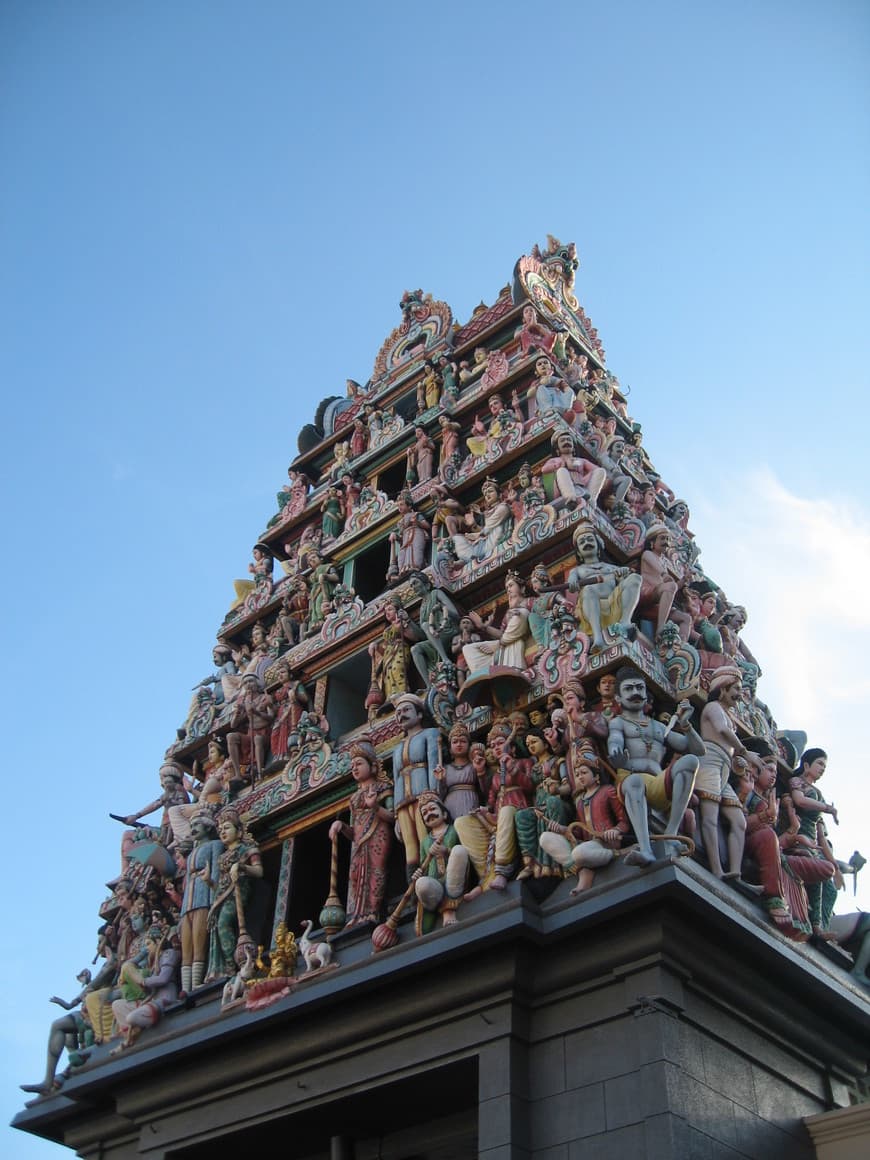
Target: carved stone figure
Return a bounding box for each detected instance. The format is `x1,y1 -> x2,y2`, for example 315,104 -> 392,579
539,750 -> 630,892
637,525 -> 693,641
516,303 -> 557,357
433,722 -> 485,821
329,738 -> 394,929
542,430 -> 606,507
413,792 -> 469,932
389,694 -> 442,874
178,809 -> 224,992
388,491 -> 431,580
462,571 -> 531,676
528,356 -> 582,425
567,523 -> 642,650
206,810 -> 263,981
607,668 -> 703,866
696,666 -> 749,880
227,673 -> 275,785
452,478 -> 513,565
454,721 -> 533,892
465,394 -> 520,459
406,571 -> 461,686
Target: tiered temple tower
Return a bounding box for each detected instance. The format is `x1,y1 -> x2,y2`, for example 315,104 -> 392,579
15,238 -> 869,1159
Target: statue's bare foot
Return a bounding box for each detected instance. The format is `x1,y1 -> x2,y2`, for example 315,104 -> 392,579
569,884 -> 588,896
516,866 -> 533,881
769,907 -> 792,928
463,886 -> 482,902
625,847 -> 656,867
490,873 -> 508,891
813,926 -> 837,943
20,1082 -> 53,1095
441,910 -> 458,926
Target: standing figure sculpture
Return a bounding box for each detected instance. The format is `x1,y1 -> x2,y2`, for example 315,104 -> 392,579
388,491 -> 431,580
389,694 -> 442,876
696,666 -> 749,880
434,722 -> 486,821
329,738 -> 394,929
179,808 -> 224,993
206,810 -> 263,981
227,673 -> 275,786
607,668 -> 703,866
787,747 -> 842,939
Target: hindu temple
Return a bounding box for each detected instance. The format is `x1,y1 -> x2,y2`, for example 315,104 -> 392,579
14,237 -> 870,1159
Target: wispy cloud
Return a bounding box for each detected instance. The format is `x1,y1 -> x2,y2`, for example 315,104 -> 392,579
692,468 -> 870,912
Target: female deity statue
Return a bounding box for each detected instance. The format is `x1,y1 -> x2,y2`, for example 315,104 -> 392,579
328,738 -> 394,928
320,485 -> 345,541
515,731 -> 573,879
367,597 -> 417,710
434,723 -> 486,821
231,544 -> 274,609
462,572 -> 531,675
406,425 -> 436,484
785,747 -> 842,938
206,810 -> 263,980
269,662 -> 309,761
388,490 -> 431,580
307,551 -> 340,634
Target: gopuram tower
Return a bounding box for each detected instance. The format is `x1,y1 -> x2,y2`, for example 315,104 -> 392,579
15,238 -> 870,1159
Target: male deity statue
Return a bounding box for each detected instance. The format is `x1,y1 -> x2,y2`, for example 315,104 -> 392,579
389,694 -> 442,875
406,571 -> 462,686
541,430 -> 606,507
567,522 -> 642,651
696,666 -> 750,880
227,673 -> 275,785
178,808 -> 225,993
607,667 -> 703,866
412,792 -> 470,932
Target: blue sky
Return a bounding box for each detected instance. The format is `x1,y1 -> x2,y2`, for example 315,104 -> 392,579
3,2 -> 868,1153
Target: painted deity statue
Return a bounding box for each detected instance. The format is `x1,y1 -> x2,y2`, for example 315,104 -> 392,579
433,722 -> 486,821
389,694 -> 442,875
388,491 -> 431,580
178,809 -> 224,993
206,810 -> 263,981
367,597 -> 418,712
413,792 -> 470,933
452,478 -> 513,566
462,571 -> 531,676
514,730 -> 573,880
567,523 -> 642,651
607,668 -> 703,866
329,738 -> 394,929
454,721 -> 534,893
540,749 -> 630,893
542,430 -> 606,508
406,571 -> 461,686
696,666 -> 750,880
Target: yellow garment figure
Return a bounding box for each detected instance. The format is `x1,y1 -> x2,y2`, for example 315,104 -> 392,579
573,586 -> 624,637
612,767 -> 671,812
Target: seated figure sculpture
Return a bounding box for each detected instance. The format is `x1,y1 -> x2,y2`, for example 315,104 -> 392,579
541,430 -> 606,508
566,522 -> 642,651
528,357 -> 583,426
607,667 -> 703,866
452,478 -> 513,565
